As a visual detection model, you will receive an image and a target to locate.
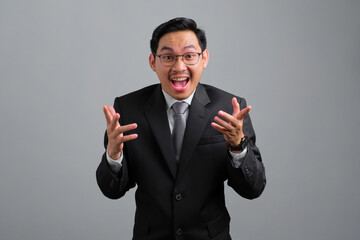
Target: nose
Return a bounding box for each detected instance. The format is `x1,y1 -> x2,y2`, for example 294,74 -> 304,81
172,56 -> 187,71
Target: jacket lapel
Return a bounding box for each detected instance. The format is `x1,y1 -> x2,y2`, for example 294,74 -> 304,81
144,85 -> 177,179
177,84 -> 211,179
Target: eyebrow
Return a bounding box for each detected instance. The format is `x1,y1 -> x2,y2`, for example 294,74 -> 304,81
159,45 -> 197,52
159,46 -> 174,52
183,45 -> 197,50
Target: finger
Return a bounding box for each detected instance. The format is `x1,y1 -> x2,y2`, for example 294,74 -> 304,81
211,122 -> 228,134
103,105 -> 113,125
232,97 -> 240,116
112,132 -> 138,147
121,133 -> 138,143
109,113 -> 120,131
235,106 -> 251,120
112,123 -> 138,137
218,111 -> 238,126
213,116 -> 234,131
108,105 -> 116,117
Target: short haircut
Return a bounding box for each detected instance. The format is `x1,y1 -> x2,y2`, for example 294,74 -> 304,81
150,17 -> 207,54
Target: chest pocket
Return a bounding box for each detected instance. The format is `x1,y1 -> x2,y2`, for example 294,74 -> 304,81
198,135 -> 226,145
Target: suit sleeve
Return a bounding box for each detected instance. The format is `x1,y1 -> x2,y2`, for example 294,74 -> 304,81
96,98 -> 136,199
226,97 -> 266,199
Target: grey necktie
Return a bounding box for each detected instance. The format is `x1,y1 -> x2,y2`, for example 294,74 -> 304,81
172,101 -> 189,162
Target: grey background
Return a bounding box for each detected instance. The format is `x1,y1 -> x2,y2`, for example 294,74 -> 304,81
1,0 -> 359,239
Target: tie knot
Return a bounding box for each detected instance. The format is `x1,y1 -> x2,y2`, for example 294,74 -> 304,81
172,101 -> 189,115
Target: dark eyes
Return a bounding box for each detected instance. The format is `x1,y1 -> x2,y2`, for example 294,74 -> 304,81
156,52 -> 202,66
161,53 -> 197,61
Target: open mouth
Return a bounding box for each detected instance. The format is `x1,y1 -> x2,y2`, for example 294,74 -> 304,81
171,77 -> 189,91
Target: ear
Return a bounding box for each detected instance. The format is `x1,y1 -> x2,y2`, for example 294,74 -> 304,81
149,53 -> 156,72
202,49 -> 209,68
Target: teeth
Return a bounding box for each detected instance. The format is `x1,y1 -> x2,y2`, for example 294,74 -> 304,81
172,77 -> 188,81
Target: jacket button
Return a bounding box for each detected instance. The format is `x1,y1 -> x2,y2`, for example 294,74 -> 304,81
176,228 -> 182,235
175,194 -> 182,201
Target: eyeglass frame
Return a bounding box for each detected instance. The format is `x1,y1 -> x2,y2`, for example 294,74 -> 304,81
153,52 -> 204,67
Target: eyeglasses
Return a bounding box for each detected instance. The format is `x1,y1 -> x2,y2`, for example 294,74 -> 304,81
154,52 -> 203,67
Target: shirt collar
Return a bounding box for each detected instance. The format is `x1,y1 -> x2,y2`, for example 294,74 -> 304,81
162,89 -> 195,111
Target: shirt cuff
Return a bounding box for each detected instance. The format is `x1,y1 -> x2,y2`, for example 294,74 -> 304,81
106,150 -> 123,173
228,147 -> 247,168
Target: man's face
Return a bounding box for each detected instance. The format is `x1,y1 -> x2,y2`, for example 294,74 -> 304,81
149,30 -> 209,100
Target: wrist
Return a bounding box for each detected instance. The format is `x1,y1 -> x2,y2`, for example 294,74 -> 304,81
108,150 -> 121,160
227,136 -> 249,152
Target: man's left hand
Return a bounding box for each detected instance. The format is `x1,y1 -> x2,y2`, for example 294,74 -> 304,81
211,97 -> 251,149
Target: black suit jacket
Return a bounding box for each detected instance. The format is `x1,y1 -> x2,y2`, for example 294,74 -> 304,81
97,83 -> 266,240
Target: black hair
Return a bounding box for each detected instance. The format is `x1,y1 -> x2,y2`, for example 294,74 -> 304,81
150,17 -> 207,54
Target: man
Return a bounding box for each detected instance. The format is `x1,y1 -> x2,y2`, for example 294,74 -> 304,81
97,17 -> 266,240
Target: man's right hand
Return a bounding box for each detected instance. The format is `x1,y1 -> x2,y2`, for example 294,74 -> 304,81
103,105 -> 138,160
